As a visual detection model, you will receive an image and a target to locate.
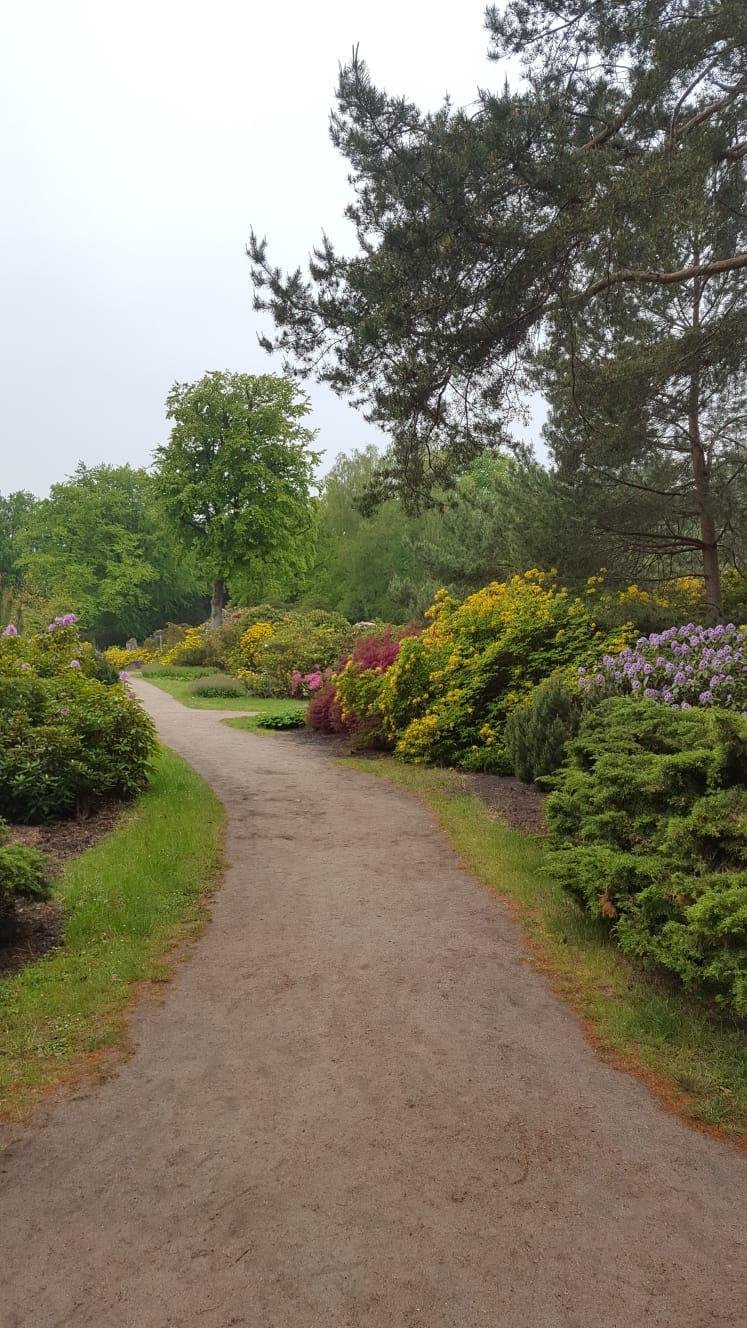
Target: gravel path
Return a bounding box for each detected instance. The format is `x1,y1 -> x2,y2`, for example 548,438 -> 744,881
0,679 -> 743,1327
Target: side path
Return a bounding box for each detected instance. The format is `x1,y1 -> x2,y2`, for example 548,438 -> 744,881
0,679 -> 743,1327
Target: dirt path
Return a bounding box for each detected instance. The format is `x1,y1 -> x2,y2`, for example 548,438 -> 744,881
1,680 -> 743,1327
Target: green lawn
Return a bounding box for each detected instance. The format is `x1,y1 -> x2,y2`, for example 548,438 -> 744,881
344,757 -> 747,1142
140,666 -> 307,719
0,747 -> 223,1121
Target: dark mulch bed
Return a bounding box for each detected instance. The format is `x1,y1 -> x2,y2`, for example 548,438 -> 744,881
459,772 -> 547,836
1,802 -> 123,979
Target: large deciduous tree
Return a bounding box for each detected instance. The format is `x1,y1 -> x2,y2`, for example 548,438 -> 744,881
153,372 -> 318,627
248,0 -> 746,617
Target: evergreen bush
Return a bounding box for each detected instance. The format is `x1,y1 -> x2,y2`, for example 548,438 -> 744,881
547,698 -> 747,1012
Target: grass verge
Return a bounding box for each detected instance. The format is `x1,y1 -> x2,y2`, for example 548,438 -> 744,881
344,757 -> 747,1144
141,668 -> 306,718
0,746 -> 223,1121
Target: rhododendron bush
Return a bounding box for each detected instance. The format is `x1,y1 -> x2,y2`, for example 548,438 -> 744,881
579,624 -> 747,713
0,618 -> 155,822
307,573 -> 629,768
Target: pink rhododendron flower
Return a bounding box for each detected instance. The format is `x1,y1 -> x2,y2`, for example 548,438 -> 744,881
290,669 -> 303,695
304,670 -> 323,692
59,706 -> 70,716
69,658 -> 81,669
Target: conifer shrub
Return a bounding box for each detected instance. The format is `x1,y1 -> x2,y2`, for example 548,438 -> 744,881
504,671 -> 583,783
547,698 -> 747,1013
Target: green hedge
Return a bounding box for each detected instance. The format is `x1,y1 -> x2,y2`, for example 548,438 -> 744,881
547,698 -> 747,1013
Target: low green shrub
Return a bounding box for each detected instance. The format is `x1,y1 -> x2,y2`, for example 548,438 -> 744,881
186,674 -> 246,698
547,698 -> 747,1013
0,822 -> 51,931
255,709 -> 306,730
505,671 -> 583,783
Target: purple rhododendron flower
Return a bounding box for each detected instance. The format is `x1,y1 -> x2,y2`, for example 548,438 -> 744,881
119,670 -> 129,682
2,623 -> 17,637
580,622 -> 746,713
69,658 -> 81,669
59,706 -> 70,716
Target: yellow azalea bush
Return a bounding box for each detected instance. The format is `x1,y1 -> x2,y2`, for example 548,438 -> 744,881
378,570 -> 631,772
584,569 -> 747,632
230,609 -> 355,697
162,624 -> 207,666
104,643 -> 162,671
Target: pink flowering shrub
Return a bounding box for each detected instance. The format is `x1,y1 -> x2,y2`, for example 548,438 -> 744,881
309,625 -> 420,744
291,668 -> 328,697
580,623 -> 747,712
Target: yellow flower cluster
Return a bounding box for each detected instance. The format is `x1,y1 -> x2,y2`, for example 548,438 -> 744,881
104,644 -> 162,670
378,569 -> 628,769
162,625 -> 206,665
235,620 -> 274,668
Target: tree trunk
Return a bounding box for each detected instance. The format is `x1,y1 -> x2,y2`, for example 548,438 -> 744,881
688,270 -> 722,623
210,578 -> 225,630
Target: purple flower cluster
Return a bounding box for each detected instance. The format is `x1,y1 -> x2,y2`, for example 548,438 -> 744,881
580,623 -> 747,713
47,613 -> 78,632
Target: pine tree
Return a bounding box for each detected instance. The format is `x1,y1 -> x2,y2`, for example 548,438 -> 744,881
249,0 -> 746,613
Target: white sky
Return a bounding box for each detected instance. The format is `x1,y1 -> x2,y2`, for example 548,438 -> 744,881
0,0 -> 543,497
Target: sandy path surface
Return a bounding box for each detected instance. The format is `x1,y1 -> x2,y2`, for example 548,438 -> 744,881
0,679 -> 743,1327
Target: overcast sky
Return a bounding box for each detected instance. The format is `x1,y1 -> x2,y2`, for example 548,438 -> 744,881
0,1 -> 541,497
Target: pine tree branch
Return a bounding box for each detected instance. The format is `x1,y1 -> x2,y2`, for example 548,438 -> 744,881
583,252 -> 747,299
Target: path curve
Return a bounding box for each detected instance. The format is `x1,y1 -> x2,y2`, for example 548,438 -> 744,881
0,679 -> 743,1327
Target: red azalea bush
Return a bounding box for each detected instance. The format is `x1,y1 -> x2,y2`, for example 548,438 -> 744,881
308,624 -> 420,744
306,679 -> 348,734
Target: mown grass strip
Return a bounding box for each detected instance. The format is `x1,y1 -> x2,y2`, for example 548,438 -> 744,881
0,746 -> 223,1121
141,669 -> 306,717
344,757 -> 746,1143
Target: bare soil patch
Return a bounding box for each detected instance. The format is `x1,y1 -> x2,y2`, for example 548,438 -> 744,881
1,803 -> 123,978
461,771 -> 547,834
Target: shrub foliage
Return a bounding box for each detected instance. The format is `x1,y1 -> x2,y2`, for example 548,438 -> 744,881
0,619 -> 156,823
0,820 -> 51,932
547,699 -> 747,1013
